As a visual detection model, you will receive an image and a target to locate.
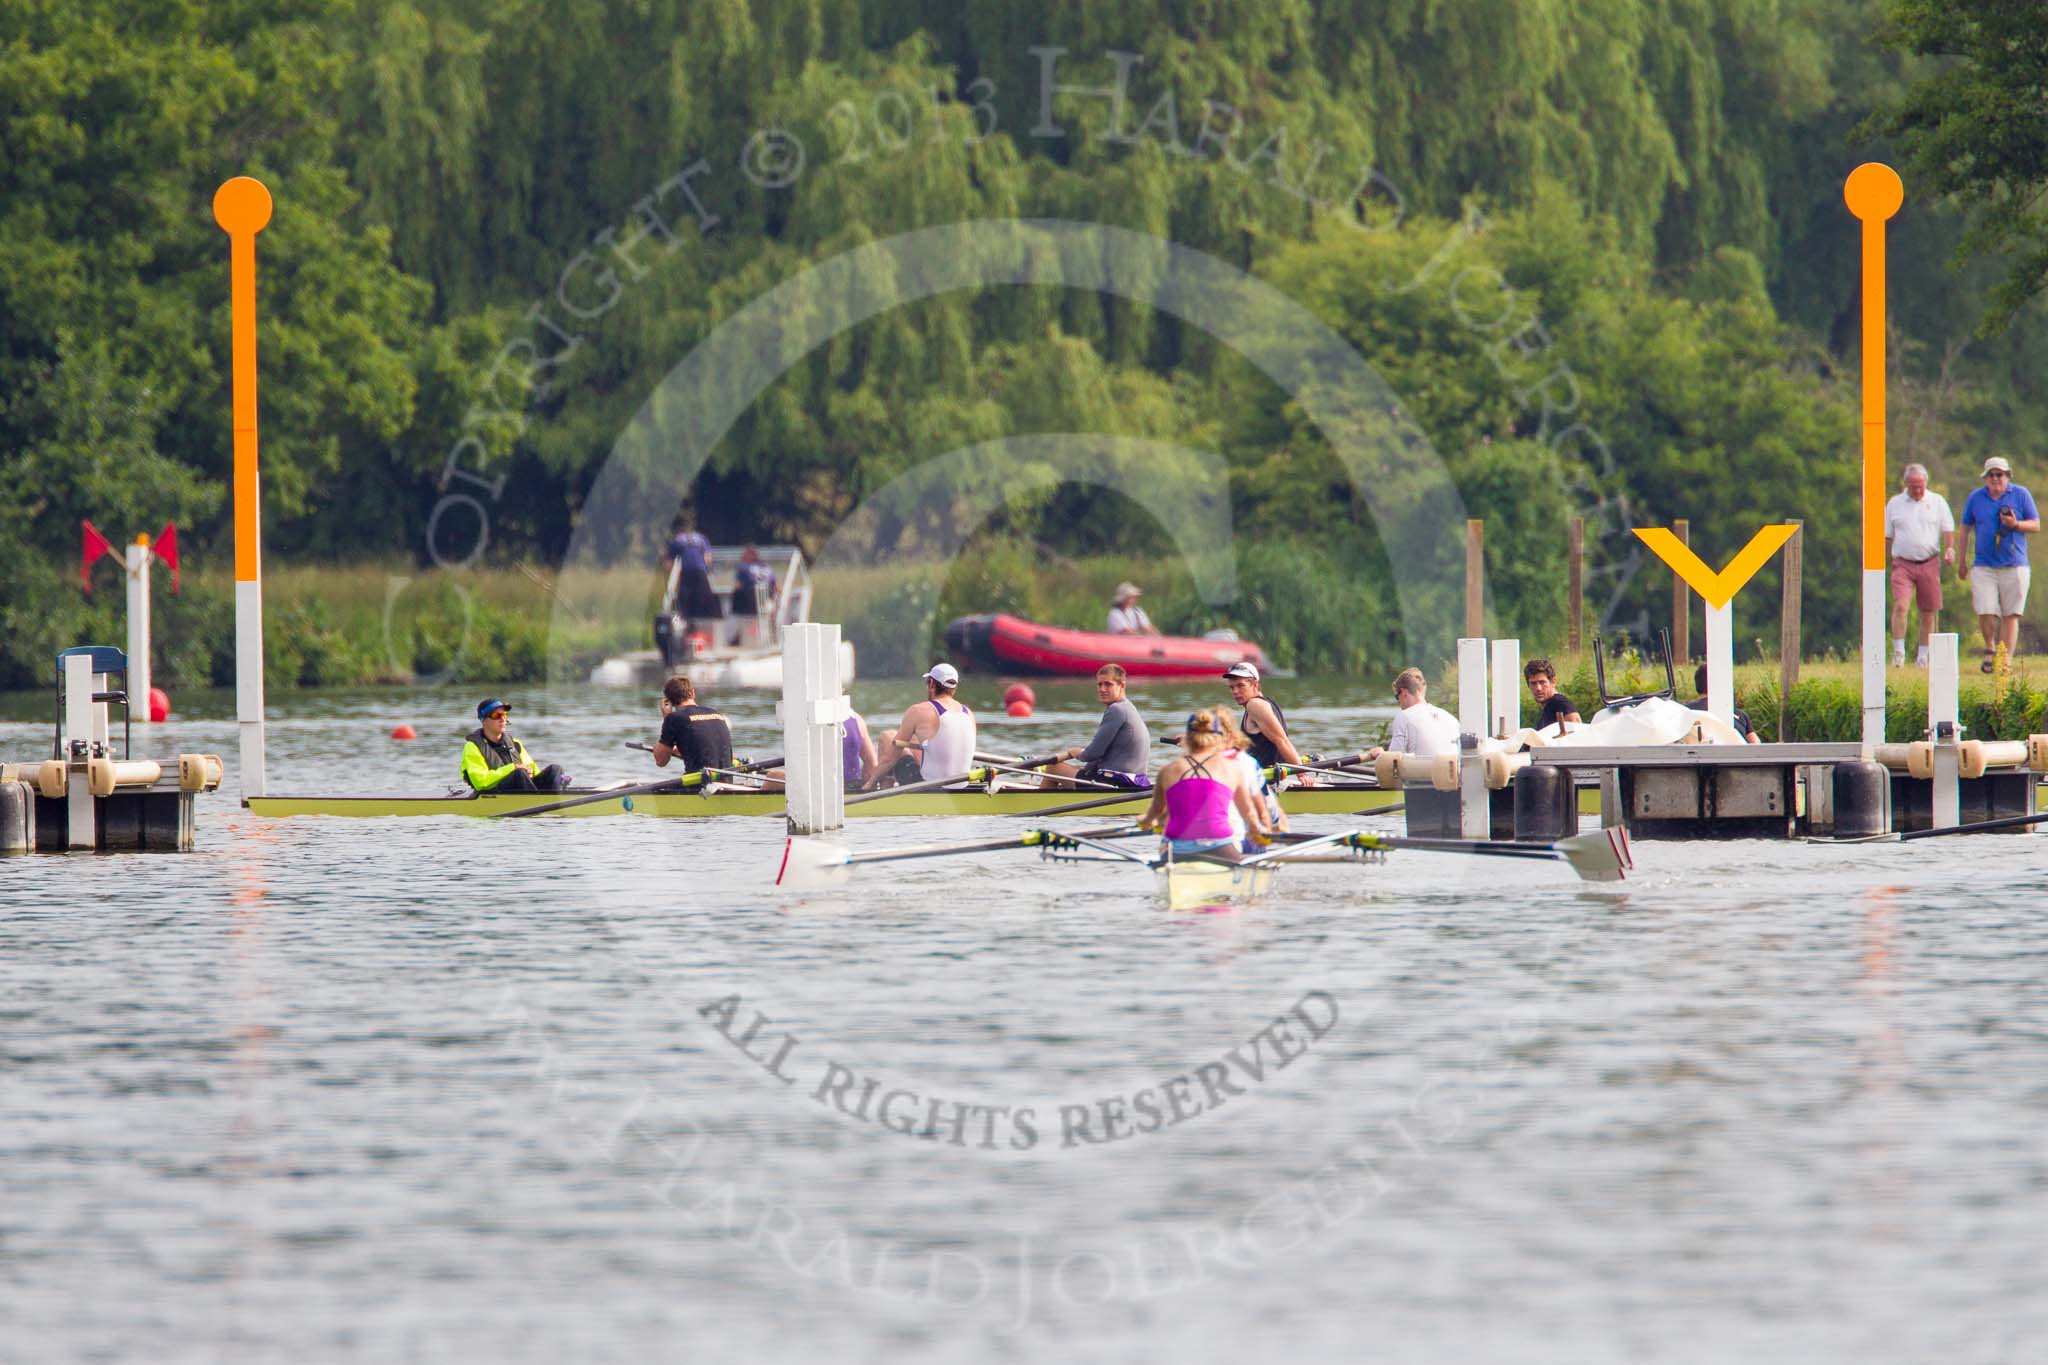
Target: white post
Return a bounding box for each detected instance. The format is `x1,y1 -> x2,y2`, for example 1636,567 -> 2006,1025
1456,637 -> 1489,838
1705,602 -> 1734,731
1488,638 -> 1520,739
126,538 -> 152,725
63,654 -> 97,849
1861,569 -> 1885,749
238,579 -> 266,799
1927,631 -> 1960,830
781,623 -> 848,835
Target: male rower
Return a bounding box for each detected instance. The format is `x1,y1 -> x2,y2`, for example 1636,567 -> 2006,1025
461,698 -> 570,793
1222,661 -> 1310,784
869,663 -> 978,788
1364,668 -> 1460,761
652,676 -> 735,774
1040,663 -> 1151,789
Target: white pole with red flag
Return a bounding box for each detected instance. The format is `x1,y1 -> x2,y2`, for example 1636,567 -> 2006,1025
126,534 -> 152,724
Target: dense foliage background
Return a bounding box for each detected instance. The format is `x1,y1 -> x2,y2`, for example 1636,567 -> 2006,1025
4,0 -> 2044,686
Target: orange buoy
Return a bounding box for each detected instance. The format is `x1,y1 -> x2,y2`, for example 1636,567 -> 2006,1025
391,723 -> 418,741
1002,683 -> 1036,708
1006,700 -> 1033,718
148,687 -> 171,722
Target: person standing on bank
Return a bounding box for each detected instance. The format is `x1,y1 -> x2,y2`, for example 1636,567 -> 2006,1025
461,698 -> 571,793
1959,457 -> 2040,673
1040,664 -> 1152,789
1523,658 -> 1581,729
1222,661 -> 1310,782
652,676 -> 734,775
1884,463 -> 1957,667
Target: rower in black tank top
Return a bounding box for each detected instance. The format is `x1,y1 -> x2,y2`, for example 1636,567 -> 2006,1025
1242,699 -> 1286,768
658,702 -> 734,773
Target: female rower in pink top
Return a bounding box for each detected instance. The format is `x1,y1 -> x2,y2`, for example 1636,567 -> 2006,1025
1138,711 -> 1270,860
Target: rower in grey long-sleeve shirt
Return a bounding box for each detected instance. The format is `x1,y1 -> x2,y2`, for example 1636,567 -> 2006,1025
1039,665 -> 1154,789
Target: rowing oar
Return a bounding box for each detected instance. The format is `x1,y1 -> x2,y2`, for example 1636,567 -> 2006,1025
1009,787 -> 1157,817
777,825 -> 1145,888
1816,807 -> 2048,844
844,766 -> 1007,805
499,755 -> 783,818
1244,828 -> 1632,882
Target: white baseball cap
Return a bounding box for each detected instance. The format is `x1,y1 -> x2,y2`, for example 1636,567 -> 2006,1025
923,662 -> 960,688
1983,457 -> 2012,476
1222,661 -> 1260,682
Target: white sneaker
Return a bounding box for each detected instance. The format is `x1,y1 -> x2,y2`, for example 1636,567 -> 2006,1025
1892,644 -> 1907,667
1916,646 -> 1930,666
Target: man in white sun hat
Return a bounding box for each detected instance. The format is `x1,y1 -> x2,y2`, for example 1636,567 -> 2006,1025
869,662 -> 979,788
1106,582 -> 1161,636
1959,456 -> 2040,674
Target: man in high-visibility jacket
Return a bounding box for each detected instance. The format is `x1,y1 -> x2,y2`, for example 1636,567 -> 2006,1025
461,698 -> 570,792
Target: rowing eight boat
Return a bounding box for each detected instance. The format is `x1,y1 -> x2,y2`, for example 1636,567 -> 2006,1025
242,783 -> 1434,820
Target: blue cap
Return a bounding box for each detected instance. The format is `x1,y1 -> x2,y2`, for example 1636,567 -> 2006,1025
476,697 -> 511,720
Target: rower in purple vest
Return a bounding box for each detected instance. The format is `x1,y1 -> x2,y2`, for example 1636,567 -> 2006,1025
842,711 -> 877,792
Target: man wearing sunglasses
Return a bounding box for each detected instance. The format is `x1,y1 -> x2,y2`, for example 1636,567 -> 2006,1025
1959,457 -> 2040,674
461,698 -> 571,793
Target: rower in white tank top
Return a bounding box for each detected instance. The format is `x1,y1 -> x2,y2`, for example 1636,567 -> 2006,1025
920,698 -> 978,782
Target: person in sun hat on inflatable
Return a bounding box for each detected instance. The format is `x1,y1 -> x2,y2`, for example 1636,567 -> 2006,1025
461,698 -> 571,793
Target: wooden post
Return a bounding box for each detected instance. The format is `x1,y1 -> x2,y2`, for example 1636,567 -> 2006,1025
1779,520 -> 1803,741
1671,518 -> 1690,669
1567,517 -> 1584,652
1465,519 -> 1483,639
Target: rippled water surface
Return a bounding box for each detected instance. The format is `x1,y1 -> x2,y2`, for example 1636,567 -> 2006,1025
4,678 -> 2045,1363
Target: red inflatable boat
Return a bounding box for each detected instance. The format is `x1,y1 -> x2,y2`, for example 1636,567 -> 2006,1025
943,613 -> 1274,679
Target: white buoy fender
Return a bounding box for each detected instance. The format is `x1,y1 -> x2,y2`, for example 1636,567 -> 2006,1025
1963,740 -> 2029,780
38,761 -> 66,800
1374,752 -> 1400,790
2029,735 -> 2048,772
1483,750 -> 1530,790
178,754 -> 226,792
1429,753 -> 1459,793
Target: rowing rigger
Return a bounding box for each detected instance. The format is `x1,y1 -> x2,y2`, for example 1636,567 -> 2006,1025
775,823 -> 1633,907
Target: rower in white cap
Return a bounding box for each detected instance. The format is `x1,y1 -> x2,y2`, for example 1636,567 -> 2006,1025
868,661 -> 979,788
1222,660 -> 1310,782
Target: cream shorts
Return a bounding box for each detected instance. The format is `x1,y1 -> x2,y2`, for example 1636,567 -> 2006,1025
1969,564 -> 2031,617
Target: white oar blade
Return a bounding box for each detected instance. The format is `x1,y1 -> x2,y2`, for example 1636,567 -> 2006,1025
776,837 -> 853,890
1558,827 -> 1632,882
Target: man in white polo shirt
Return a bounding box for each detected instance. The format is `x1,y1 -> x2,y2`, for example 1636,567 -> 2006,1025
1364,667 -> 1461,762
1883,462 -> 1957,666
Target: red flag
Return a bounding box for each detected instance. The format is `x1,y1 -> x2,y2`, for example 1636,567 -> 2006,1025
156,522 -> 179,593
81,520 -> 113,592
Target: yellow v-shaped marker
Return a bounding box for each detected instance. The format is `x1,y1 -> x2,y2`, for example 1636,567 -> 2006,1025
1634,524 -> 1800,609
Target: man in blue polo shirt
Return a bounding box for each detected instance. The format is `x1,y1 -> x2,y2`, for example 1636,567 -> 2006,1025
1959,457 -> 2040,674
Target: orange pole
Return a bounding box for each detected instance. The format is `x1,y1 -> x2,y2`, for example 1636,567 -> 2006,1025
1845,163 -> 1903,749
213,177 -> 272,582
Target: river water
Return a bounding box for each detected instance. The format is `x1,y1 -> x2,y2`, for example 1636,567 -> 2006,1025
3,678 -> 2044,1364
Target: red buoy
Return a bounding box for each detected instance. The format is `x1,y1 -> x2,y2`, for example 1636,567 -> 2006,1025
1003,682 -> 1036,708
1006,699 -> 1033,718
147,687 -> 171,723
391,724 -> 418,741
